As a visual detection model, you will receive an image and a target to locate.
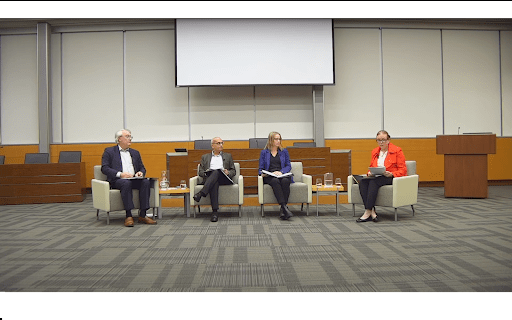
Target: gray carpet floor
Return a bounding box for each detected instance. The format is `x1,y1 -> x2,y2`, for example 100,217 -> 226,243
1,186 -> 511,319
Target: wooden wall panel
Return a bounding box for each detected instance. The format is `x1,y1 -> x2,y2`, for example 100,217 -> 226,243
1,138 -> 510,196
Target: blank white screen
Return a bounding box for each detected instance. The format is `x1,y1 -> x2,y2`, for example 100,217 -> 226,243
176,19 -> 334,86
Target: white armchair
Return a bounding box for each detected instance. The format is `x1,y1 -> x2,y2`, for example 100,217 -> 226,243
189,163 -> 244,218
348,160 -> 419,221
91,165 -> 159,225
258,162 -> 312,217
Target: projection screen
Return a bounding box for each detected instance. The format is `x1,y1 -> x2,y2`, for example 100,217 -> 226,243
175,19 -> 334,87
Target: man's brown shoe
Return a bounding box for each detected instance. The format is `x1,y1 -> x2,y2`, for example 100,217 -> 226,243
138,216 -> 157,225
124,217 -> 134,227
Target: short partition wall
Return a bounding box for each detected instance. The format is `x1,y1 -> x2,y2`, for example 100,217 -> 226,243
0,162 -> 86,205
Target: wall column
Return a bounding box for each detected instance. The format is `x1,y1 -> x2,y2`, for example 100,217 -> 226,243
313,85 -> 325,147
37,22 -> 51,154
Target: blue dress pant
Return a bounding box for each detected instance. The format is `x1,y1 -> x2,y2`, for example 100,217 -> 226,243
112,178 -> 151,217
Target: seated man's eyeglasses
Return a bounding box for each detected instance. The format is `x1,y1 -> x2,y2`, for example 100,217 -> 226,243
213,142 -> 224,145
376,139 -> 388,143
124,135 -> 133,140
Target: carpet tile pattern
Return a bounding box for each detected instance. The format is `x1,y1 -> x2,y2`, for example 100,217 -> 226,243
0,186 -> 511,292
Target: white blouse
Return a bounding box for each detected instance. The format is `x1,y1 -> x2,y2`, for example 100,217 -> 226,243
377,150 -> 387,167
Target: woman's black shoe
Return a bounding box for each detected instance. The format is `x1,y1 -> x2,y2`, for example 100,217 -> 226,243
282,206 -> 293,220
372,215 -> 379,222
356,216 -> 372,223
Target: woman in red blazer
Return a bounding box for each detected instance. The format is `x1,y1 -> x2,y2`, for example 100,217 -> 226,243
357,130 -> 407,223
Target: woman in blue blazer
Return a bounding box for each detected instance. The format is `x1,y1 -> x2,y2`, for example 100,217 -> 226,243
259,131 -> 294,220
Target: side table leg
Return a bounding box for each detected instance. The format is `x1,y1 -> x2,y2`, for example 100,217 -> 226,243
316,191 -> 319,216
336,193 -> 339,216
184,193 -> 190,218
158,194 -> 162,219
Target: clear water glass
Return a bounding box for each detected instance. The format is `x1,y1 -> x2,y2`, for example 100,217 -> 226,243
180,180 -> 187,189
324,172 -> 333,187
316,178 -> 322,188
160,170 -> 169,189
335,178 -> 342,187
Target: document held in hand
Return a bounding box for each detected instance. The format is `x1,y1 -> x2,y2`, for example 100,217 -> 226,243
205,169 -> 234,184
262,170 -> 293,178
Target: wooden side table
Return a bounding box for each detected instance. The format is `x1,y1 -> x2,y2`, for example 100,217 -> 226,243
312,184 -> 345,216
158,188 -> 190,218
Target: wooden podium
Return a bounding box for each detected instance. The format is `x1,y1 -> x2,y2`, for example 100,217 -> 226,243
436,134 -> 496,198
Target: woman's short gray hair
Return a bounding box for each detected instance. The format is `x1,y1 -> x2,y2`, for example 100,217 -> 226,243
115,129 -> 131,143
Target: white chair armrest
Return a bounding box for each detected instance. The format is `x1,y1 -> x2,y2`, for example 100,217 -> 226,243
91,179 -> 111,211
190,176 -> 200,201
150,178 -> 160,207
302,174 -> 313,203
347,175 -> 354,203
258,175 -> 264,204
392,175 -> 419,207
238,175 -> 244,205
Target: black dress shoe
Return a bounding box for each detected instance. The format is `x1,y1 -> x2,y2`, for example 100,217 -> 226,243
211,214 -> 218,222
372,215 -> 379,222
356,216 -> 372,223
193,192 -> 202,203
279,207 -> 286,220
282,206 -> 293,220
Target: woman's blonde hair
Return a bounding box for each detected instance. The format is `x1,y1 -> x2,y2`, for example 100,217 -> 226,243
264,131 -> 283,150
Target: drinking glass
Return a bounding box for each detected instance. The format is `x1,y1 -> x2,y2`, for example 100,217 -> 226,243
316,178 -> 322,188
160,170 -> 169,189
180,180 -> 187,189
324,173 -> 333,187
335,178 -> 342,187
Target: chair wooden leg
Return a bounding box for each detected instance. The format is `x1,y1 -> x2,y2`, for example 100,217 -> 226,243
107,212 -> 110,225
239,205 -> 242,217
395,208 -> 398,221
411,205 -> 415,216
193,206 -> 196,218
301,203 -> 304,211
96,209 -> 100,220
261,205 -> 265,217
352,204 -> 356,217
306,203 -> 309,216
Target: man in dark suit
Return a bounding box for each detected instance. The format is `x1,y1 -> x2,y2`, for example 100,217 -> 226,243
193,137 -> 236,222
101,129 -> 157,227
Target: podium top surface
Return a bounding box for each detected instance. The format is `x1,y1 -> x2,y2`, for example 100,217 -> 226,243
436,134 -> 496,155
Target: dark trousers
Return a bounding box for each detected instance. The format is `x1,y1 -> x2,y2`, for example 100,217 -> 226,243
201,170 -> 231,211
112,178 -> 151,217
358,176 -> 393,210
264,176 -> 291,206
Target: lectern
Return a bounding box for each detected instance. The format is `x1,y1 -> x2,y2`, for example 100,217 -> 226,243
436,134 -> 496,198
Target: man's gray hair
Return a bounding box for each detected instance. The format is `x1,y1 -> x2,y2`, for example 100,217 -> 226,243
115,129 -> 131,144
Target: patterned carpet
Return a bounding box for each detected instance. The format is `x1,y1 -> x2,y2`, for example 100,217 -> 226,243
1,186 -> 511,318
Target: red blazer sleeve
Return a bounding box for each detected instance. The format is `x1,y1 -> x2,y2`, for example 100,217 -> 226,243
368,143 -> 407,177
